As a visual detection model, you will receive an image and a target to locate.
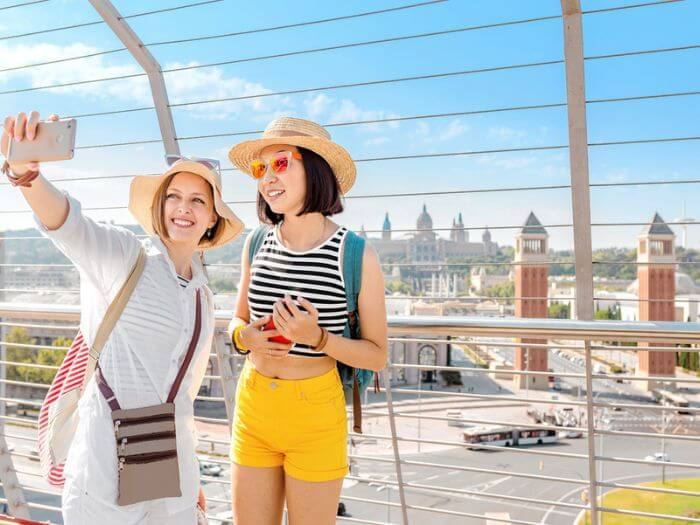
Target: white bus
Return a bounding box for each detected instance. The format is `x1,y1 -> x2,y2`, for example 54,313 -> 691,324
516,428 -> 558,445
463,426 -> 558,449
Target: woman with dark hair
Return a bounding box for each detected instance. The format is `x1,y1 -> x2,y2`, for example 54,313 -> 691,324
226,117 -> 388,524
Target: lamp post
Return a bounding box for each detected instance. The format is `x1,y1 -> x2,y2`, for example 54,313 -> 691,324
661,407 -> 668,484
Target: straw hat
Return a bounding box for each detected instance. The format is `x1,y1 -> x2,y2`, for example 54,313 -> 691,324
129,159 -> 245,250
228,117 -> 356,194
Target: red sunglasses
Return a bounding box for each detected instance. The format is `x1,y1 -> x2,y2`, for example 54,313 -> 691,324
249,151 -> 302,180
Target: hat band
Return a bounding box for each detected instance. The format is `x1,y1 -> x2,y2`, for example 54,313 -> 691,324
263,128 -> 328,139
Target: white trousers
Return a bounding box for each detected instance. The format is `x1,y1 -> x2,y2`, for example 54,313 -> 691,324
62,480 -> 197,525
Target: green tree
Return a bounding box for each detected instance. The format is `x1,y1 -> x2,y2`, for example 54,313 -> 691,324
594,306 -> 621,320
678,346 -> 699,371
548,303 -> 570,319
37,337 -> 71,383
208,277 -> 237,294
2,328 -> 71,385
4,327 -> 35,382
484,281 -> 514,299
386,280 -> 411,294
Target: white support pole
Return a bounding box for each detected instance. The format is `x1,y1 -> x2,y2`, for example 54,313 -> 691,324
0,235 -> 26,518
560,0 -> 594,321
560,2 -> 598,524
0,231 -> 5,419
213,332 -> 237,431
88,0 -> 180,155
0,431 -> 30,519
382,365 -> 410,525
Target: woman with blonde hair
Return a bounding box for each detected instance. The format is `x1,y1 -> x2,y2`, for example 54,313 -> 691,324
227,117 -> 388,525
2,111 -> 244,524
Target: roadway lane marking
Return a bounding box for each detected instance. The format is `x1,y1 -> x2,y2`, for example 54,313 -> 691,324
538,469 -> 700,524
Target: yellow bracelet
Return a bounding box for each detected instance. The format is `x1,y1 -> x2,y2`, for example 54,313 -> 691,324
233,325 -> 250,354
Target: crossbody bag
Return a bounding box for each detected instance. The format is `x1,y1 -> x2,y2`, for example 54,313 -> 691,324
96,290 -> 202,506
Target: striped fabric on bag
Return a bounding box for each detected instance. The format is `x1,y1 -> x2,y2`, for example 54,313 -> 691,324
37,331 -> 89,487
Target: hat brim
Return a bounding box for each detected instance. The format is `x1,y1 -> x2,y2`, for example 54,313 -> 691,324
129,160 -> 245,250
228,136 -> 356,194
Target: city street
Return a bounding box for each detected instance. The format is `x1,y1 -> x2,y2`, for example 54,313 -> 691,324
1,345 -> 698,524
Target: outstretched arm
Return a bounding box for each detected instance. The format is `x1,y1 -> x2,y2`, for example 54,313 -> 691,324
3,112 -> 68,231
2,110 -> 140,295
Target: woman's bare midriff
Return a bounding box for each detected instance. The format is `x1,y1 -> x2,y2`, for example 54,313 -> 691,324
248,353 -> 337,380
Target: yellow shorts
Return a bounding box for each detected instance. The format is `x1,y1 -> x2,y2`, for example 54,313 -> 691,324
230,361 -> 348,482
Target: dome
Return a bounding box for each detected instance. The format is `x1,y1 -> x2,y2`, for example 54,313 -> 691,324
417,204 -> 433,231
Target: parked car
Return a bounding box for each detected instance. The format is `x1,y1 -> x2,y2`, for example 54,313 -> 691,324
644,452 -> 670,462
200,461 -> 223,477
560,430 -> 583,439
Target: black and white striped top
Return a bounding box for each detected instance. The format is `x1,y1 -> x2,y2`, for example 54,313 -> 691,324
248,225 -> 349,358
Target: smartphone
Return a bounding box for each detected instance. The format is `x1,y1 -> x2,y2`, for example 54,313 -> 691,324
7,119 -> 77,164
263,318 -> 292,345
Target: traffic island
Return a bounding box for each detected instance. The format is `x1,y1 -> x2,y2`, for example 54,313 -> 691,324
575,477 -> 700,524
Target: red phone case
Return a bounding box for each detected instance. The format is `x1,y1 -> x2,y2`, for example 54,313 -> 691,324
264,318 -> 292,344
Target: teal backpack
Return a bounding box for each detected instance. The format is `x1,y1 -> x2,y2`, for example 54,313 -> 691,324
248,225 -> 377,433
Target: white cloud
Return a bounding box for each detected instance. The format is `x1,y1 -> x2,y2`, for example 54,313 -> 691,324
476,155 -> 539,170
437,119 -> 469,141
413,121 -> 431,137
1,41 -> 398,129
411,118 -> 468,144
301,93 -> 400,132
0,43 -> 291,120
165,64 -> 290,121
364,136 -> 390,146
303,93 -> 334,121
600,169 -> 630,184
487,125 -> 526,142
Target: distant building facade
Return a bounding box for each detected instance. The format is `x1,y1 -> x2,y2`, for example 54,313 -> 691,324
366,205 -> 498,262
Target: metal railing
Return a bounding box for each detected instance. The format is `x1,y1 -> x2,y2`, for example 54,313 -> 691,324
1,0 -> 699,523
0,306 -> 698,523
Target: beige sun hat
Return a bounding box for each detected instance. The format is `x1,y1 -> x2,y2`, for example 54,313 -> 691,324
228,117 -> 356,194
129,159 -> 245,250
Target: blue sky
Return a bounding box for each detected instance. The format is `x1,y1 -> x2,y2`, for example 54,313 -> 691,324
0,0 -> 698,250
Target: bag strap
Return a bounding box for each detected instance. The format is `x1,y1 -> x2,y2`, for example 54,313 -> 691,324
81,247 -> 147,393
341,230 -> 366,434
167,290 -> 202,402
248,225 -> 271,266
98,290 -> 202,410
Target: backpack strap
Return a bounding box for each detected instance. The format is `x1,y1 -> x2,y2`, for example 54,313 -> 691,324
342,230 -> 365,314
248,225 -> 271,266
341,230 -> 366,433
82,246 -> 147,392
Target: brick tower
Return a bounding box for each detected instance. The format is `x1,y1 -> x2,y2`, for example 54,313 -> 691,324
637,212 -> 677,390
514,212 -> 549,390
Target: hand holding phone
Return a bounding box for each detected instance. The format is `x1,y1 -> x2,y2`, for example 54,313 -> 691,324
6,118 -> 76,165
264,318 -> 292,344
2,112 -> 74,171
